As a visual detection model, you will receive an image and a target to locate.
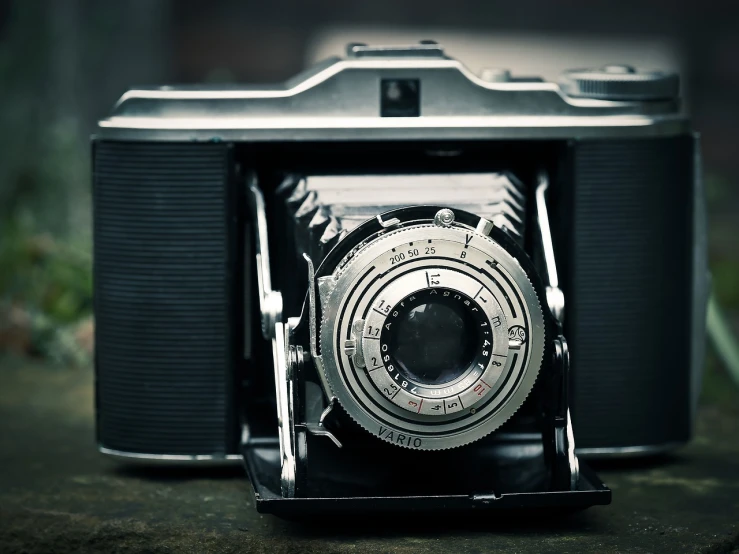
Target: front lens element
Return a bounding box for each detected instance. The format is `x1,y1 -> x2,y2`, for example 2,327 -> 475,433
387,289 -> 479,386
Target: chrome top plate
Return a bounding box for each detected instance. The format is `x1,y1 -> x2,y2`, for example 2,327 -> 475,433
97,43 -> 689,141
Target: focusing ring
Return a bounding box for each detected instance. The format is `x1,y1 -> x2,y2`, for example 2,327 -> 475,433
316,210 -> 546,450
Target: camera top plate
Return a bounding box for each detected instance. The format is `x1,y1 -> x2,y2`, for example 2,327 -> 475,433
97,42 -> 689,142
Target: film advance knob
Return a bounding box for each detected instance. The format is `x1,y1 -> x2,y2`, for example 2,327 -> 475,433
558,64 -> 679,101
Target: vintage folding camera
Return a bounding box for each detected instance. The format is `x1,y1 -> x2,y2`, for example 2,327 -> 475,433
92,42 -> 707,516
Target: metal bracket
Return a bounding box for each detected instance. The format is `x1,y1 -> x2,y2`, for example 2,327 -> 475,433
552,336 -> 580,490
343,319 -> 367,369
247,175 -> 283,340
245,175 -> 298,497
303,253 -> 320,360
304,253 -> 333,397
377,213 -> 401,228
273,321 -> 297,497
535,172 -> 565,324
305,397 -> 343,449
536,171 -> 578,490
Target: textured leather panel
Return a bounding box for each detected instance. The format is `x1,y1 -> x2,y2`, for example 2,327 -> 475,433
567,137 -> 694,449
94,141 -> 234,455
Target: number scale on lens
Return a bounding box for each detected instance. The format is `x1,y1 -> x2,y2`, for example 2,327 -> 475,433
362,271 -> 508,415
319,220 -> 545,450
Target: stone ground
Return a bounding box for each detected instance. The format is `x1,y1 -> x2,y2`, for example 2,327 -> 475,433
0,358 -> 738,554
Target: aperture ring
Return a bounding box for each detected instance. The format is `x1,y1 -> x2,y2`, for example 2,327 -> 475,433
318,223 -> 545,450
362,269 -> 509,415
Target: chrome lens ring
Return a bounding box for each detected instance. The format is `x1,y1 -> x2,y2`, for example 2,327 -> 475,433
361,268 -> 509,415
320,220 -> 545,450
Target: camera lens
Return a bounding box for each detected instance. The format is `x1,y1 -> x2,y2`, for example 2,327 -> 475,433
320,219 -> 546,449
385,288 -> 480,386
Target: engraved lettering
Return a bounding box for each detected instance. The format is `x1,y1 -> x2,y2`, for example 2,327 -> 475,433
389,253 -> 406,265
508,325 -> 527,348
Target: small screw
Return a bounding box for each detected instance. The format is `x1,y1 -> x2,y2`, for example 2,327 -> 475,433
434,208 -> 455,227
470,408 -> 477,415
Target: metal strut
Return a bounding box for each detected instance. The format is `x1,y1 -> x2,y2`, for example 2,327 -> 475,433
246,177 -> 297,497
536,171 -> 579,491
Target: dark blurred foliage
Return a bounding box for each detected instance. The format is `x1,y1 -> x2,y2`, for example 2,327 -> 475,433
0,0 -> 737,368
0,1 -> 168,362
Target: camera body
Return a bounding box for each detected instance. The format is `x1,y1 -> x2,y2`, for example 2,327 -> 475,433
93,42 -> 706,514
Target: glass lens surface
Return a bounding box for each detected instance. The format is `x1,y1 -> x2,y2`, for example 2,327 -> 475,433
388,291 -> 478,386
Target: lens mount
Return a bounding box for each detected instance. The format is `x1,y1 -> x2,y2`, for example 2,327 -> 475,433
318,210 -> 545,450
363,269 -> 509,416
383,286 -> 486,389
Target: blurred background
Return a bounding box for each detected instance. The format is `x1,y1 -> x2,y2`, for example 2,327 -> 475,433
0,0 -> 737,401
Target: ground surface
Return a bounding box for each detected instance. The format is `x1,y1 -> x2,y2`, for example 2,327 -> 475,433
0,359 -> 738,554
